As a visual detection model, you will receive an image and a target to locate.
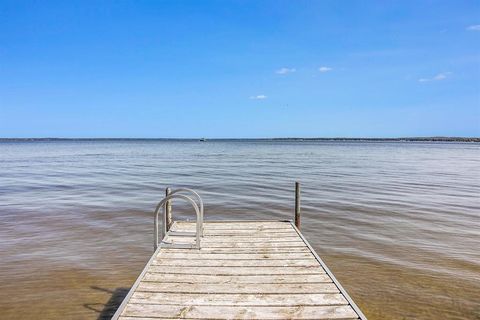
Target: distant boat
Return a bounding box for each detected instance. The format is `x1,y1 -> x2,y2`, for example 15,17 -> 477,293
199,138 -> 207,142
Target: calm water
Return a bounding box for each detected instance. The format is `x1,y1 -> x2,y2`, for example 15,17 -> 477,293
0,140 -> 479,319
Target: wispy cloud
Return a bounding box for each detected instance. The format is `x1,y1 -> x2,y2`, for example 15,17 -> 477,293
250,94 -> 267,100
466,25 -> 480,31
418,72 -> 451,82
318,66 -> 332,73
276,67 -> 296,75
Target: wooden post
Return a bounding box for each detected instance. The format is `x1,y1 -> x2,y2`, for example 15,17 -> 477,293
295,182 -> 300,229
165,187 -> 172,231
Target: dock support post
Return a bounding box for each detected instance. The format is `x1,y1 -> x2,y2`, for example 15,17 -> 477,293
165,187 -> 172,231
295,182 -> 301,229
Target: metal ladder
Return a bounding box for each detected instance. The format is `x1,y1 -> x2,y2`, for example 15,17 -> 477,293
153,188 -> 204,251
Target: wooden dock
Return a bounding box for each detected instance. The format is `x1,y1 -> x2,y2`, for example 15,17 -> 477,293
112,220 -> 366,319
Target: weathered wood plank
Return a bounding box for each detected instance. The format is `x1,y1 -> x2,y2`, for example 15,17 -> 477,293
142,273 -> 332,284
136,282 -> 339,294
172,225 -> 294,231
156,252 -> 313,260
148,265 -> 326,275
165,236 -> 303,248
174,221 -> 291,228
168,231 -> 298,241
161,247 -> 311,254
129,292 -> 347,306
170,231 -> 299,237
171,229 -> 296,235
161,241 -> 308,248
121,304 -> 358,319
152,258 -> 319,267
166,234 -> 302,243
172,223 -> 294,229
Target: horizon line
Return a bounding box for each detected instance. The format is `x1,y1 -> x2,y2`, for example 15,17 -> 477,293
0,136 -> 479,141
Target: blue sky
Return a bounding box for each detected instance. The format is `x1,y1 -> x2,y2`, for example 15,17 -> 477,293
0,1 -> 479,138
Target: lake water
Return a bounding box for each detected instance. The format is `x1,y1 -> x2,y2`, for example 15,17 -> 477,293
0,140 -> 479,319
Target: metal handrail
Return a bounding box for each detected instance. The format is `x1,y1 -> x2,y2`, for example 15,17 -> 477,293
169,188 -> 204,236
153,193 -> 202,251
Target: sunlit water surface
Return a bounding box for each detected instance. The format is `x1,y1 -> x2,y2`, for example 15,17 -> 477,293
0,141 -> 479,319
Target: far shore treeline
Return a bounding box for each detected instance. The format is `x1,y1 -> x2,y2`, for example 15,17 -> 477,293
0,137 -> 479,143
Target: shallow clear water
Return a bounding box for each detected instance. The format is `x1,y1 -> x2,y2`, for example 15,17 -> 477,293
0,140 -> 479,319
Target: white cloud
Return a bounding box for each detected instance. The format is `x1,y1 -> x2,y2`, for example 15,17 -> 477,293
418,72 -> 451,82
318,66 -> 332,73
467,25 -> 480,31
250,95 -> 267,100
433,73 -> 448,80
276,67 -> 296,74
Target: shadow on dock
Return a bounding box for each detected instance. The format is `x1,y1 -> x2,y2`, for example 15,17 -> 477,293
84,286 -> 129,320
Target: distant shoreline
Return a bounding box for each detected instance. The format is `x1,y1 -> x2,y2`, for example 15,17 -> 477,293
0,137 -> 479,142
